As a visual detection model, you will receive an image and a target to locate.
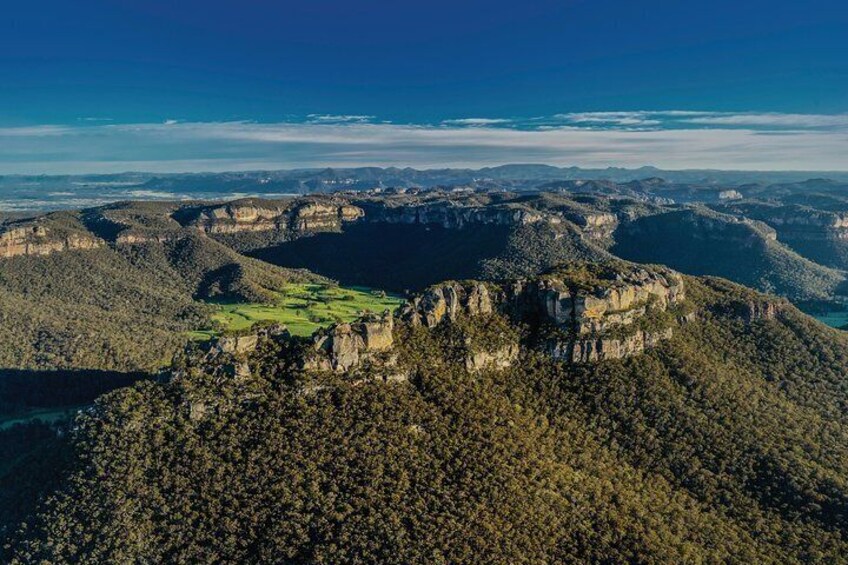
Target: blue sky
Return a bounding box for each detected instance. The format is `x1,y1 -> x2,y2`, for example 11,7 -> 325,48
1,0 -> 847,173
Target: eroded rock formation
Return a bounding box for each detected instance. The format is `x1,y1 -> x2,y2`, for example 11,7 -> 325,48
182,199 -> 364,235
305,312 -> 395,373
0,224 -> 103,259
399,263 -> 686,364
401,281 -> 496,327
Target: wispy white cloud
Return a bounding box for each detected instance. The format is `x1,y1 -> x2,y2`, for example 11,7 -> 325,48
306,114 -> 376,124
554,112 -> 663,127
682,112 -> 848,129
1,111 -> 847,174
441,118 -> 512,126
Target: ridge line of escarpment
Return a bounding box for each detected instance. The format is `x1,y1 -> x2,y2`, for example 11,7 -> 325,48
0,222 -> 105,259
0,193 -> 619,260
174,263 -> 789,395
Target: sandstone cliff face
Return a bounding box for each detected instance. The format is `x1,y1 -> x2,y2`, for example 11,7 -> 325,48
0,224 -> 103,259
400,264 -> 685,364
718,204 -> 848,242
114,232 -> 178,245
736,299 -> 783,323
305,312 -> 394,373
464,343 -> 520,372
523,266 -> 685,335
561,212 -> 618,241
549,327 -> 674,364
185,200 -> 364,235
291,202 -> 364,232
617,209 -> 778,250
401,281 -> 496,327
513,264 -> 683,363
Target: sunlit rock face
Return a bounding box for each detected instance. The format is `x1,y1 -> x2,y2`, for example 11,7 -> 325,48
182,199 -> 364,235
305,312 -> 395,373
400,281 -> 495,328
0,224 -> 103,258
400,263 -> 685,364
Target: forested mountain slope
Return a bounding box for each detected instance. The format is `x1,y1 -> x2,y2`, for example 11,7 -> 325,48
2,191 -> 848,372
0,233 -> 316,371
7,265 -> 848,563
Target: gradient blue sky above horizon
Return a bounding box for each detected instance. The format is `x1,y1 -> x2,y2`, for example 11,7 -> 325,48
2,0 -> 847,174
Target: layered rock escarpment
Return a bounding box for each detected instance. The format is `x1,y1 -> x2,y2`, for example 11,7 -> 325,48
399,263 -> 686,365
181,199 -> 364,235
173,263 -> 788,387
564,212 -> 618,241
0,223 -> 104,258
304,312 -> 395,373
721,204 -> 848,240
716,203 -> 848,269
354,198 -> 620,242
513,263 -> 685,363
400,281 -> 496,328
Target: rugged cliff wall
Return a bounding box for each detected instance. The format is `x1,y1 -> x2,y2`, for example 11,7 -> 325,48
173,262 -> 789,385
304,312 -> 395,373
0,223 -> 104,259
355,199 -> 618,242
398,263 -> 686,365
721,204 -> 848,237
181,199 -> 364,235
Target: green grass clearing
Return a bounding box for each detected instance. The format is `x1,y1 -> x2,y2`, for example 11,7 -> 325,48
190,283 -> 405,339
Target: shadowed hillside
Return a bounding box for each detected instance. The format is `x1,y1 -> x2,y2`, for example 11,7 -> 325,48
6,266 -> 848,562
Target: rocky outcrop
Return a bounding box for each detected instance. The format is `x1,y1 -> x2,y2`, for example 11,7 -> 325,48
401,263 -> 684,364
616,209 -> 778,250
0,224 -> 103,259
183,200 -> 364,235
718,190 -> 743,201
401,281 -> 496,328
520,265 -> 685,335
515,264 -> 684,362
556,212 -> 618,241
115,232 -> 179,245
738,300 -> 783,323
465,342 -> 520,372
190,203 -> 287,234
305,312 -> 394,373
549,327 -> 674,364
290,202 -> 364,232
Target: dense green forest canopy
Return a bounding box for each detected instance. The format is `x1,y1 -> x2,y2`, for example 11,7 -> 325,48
5,274 -> 848,563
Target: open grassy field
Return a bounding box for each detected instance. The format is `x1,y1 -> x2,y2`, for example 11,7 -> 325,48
191,283 -> 405,339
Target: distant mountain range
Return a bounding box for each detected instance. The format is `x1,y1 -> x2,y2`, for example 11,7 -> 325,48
4,164 -> 848,212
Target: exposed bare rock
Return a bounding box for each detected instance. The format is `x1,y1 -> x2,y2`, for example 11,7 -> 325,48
358,201 -> 555,229
401,263 -> 684,364
519,264 -> 683,362
526,265 -> 685,335
291,202 -> 364,232
0,224 -> 104,258
305,312 -> 394,373
551,327 -> 674,363
740,300 -> 783,323
563,212 -> 618,240
114,232 -> 178,245
182,198 -> 364,235
214,334 -> 261,355
465,343 -> 520,372
401,281 -> 496,327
